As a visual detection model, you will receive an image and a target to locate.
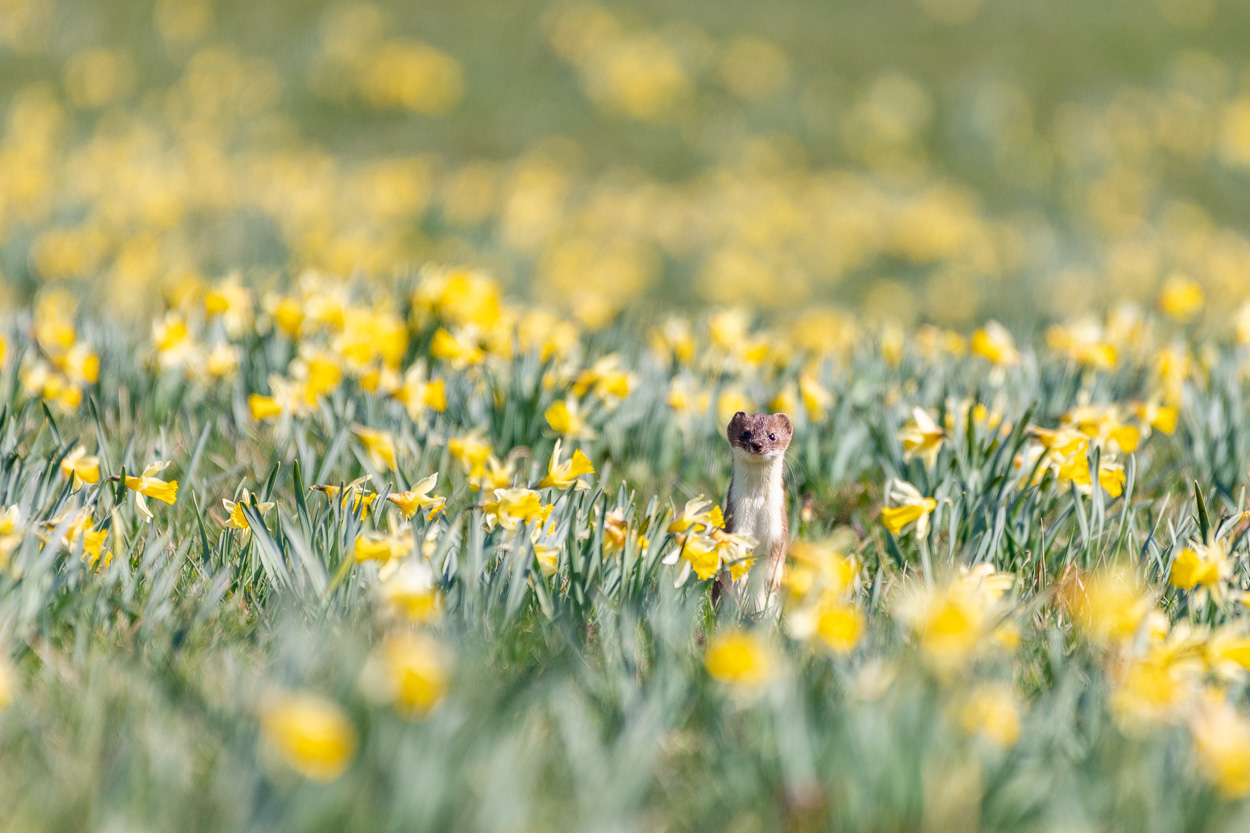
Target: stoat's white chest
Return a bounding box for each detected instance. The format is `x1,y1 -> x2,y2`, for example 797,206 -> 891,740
728,452 -> 786,559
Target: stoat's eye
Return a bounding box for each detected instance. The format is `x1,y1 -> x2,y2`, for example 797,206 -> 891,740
739,430 -> 751,440
768,433 -> 776,441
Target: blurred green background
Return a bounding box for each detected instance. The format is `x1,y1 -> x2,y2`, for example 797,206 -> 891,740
2,0 -> 1250,329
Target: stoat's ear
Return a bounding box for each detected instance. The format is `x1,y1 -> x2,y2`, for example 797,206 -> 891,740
772,413 -> 793,434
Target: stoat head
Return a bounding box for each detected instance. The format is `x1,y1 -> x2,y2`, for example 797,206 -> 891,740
727,411 -> 792,463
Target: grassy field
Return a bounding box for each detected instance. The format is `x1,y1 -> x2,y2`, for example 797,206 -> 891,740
3,0 -> 1250,831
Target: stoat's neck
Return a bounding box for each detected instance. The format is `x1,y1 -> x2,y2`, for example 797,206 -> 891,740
731,453 -> 785,501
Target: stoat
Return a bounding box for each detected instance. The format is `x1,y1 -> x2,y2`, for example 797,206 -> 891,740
720,411 -> 792,616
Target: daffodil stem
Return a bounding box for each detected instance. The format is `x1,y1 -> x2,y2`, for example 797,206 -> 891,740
324,553 -> 355,600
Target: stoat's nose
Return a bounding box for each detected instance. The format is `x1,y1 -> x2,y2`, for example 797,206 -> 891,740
750,441 -> 763,453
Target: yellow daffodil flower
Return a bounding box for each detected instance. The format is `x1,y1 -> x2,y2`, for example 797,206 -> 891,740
664,533 -> 721,583
60,446 -> 100,487
430,327 -> 484,368
1192,697 -> 1250,798
258,691 -> 357,782
600,506 -> 628,553
799,371 -> 832,422
767,383 -> 798,419
0,505 -> 21,569
311,477 -> 378,514
473,454 -> 517,492
709,527 -> 760,581
222,488 -> 276,534
40,509 -> 109,569
1063,566 -> 1155,646
124,461 -> 179,521
205,343 -> 240,378
533,540 -> 560,577
263,293 -> 305,338
959,683 -> 1022,748
481,487 -> 548,532
716,388 -> 754,429
894,573 -> 1016,675
449,432 -> 492,481
880,479 -> 938,537
572,355 -> 633,403
1170,535 -> 1232,599
648,317 -> 696,365
1158,275 -> 1204,322
393,362 -> 446,418
517,309 -> 580,361
1055,455 -> 1126,498
898,406 -> 945,468
1109,653 -> 1200,729
412,268 -> 502,330
705,629 -> 777,689
784,536 -> 860,602
544,397 -> 595,439
1134,400 -> 1178,436
293,348 -> 343,401
362,632 -> 451,720
1205,625 -> 1250,678
667,496 -> 718,534
662,524 -> 756,586
537,440 -> 594,489
352,424 -> 397,470
379,559 -> 443,622
354,529 -> 413,563
249,393 -> 283,421
813,600 -> 865,654
970,320 -> 1020,366
0,657 -> 14,709
1046,319 -> 1118,370
387,473 -> 446,520
788,589 -> 866,655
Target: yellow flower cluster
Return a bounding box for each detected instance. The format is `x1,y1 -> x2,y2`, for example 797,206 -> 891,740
228,274 -> 436,425
311,5 -> 464,115
40,509 -> 111,570
5,0 -> 1250,339
784,537 -> 865,655
893,564 -> 1018,676
20,291 -> 99,413
258,629 -> 454,782
1013,400 -> 1176,499
1060,562 -> 1250,795
661,496 -> 755,586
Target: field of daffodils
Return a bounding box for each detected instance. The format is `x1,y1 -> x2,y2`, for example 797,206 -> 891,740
3,0 -> 1250,830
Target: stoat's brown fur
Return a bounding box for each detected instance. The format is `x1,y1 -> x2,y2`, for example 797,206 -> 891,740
718,411 -> 792,616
